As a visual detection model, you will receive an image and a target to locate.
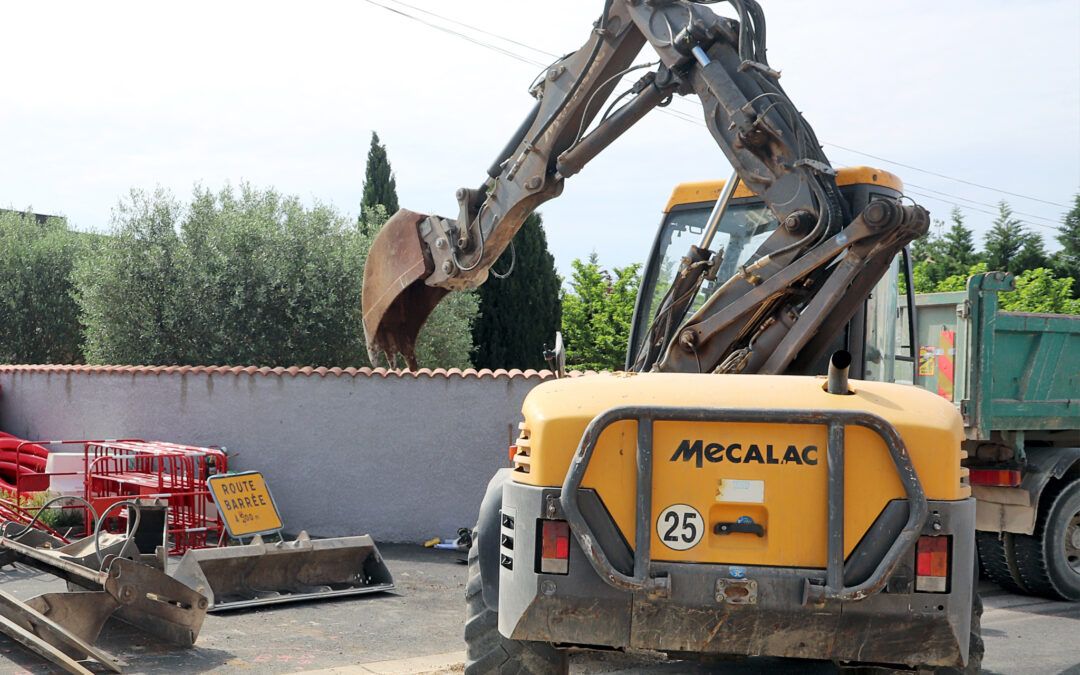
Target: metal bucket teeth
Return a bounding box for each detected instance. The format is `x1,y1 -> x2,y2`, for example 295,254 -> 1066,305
171,532 -> 394,612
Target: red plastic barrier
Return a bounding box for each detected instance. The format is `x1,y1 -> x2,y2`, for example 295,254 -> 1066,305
0,452 -> 46,471
0,438 -> 49,458
0,433 -> 229,552
86,441 -> 228,553
0,435 -> 50,494
0,461 -> 39,476
0,433 -> 90,543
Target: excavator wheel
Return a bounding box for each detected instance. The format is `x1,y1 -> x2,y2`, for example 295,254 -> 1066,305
976,531 -> 1027,594
464,528 -> 568,675
1010,477 -> 1080,601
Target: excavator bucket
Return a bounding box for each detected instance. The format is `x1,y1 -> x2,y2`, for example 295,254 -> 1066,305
170,532 -> 394,612
0,515 -> 207,674
362,208 -> 448,369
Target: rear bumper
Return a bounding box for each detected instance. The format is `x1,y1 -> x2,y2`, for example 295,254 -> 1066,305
498,482 -> 976,668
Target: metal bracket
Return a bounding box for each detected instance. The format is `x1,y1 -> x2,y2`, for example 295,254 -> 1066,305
792,158 -> 836,176
559,406 -> 928,603
716,578 -> 758,604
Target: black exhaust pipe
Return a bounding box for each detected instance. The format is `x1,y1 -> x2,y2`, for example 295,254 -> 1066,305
827,350 -> 852,395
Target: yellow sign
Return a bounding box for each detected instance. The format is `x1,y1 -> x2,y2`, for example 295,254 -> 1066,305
208,472 -> 284,537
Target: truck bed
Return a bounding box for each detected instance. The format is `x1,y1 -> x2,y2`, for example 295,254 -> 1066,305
903,272 -> 1079,440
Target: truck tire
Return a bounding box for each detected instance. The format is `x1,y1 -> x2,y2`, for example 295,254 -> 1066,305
1011,477 -> 1080,601
464,532 -> 568,675
976,531 -> 1027,594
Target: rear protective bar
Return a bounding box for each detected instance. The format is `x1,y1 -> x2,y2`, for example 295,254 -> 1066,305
559,406 -> 928,603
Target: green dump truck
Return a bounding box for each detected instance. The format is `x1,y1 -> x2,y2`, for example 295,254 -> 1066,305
900,271 -> 1080,600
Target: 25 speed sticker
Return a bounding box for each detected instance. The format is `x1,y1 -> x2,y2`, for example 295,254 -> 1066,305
656,504 -> 703,551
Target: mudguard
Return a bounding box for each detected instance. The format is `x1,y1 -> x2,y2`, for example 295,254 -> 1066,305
476,469 -> 513,611
1022,446 -> 1080,505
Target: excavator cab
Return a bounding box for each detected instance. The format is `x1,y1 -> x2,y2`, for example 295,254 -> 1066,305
629,166 -> 918,381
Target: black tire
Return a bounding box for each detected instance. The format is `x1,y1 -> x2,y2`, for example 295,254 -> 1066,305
1011,478 -> 1080,601
976,531 -> 1027,594
464,532 -> 568,675
942,589 -> 984,675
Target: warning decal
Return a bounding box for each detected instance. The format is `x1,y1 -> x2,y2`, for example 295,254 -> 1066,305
656,504 -> 704,551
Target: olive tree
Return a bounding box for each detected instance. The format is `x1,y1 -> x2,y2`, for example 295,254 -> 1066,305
0,210 -> 85,364
77,186 -> 477,368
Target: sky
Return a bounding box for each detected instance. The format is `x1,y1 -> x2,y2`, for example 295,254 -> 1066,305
2,0 -> 1078,278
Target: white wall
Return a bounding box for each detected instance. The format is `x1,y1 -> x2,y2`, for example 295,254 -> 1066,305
0,366 -> 551,542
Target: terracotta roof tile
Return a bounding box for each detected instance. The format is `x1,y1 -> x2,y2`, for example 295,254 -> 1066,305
0,364 -> 564,381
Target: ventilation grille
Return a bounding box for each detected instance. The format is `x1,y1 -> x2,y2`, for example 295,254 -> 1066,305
512,422 -> 531,473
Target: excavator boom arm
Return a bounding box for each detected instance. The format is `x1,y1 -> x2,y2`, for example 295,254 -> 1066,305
362,0 -> 927,372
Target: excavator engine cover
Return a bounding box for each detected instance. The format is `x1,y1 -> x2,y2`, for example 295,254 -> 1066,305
362,208 -> 447,369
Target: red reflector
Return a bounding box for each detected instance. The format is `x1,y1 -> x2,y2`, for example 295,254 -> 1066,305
916,535 -> 950,592
508,444 -> 518,463
969,469 -> 1021,487
540,520 -> 570,575
541,520 -> 569,559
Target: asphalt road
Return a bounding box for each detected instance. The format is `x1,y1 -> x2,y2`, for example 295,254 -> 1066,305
0,545 -> 1076,674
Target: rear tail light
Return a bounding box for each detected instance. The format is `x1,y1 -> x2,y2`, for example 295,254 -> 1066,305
508,444 -> 518,463
969,469 -> 1021,487
538,520 -> 570,575
915,535 -> 950,593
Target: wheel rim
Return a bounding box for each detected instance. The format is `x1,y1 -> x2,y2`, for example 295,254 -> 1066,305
1067,510 -> 1080,575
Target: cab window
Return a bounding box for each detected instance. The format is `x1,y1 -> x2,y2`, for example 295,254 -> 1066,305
639,201 -> 779,332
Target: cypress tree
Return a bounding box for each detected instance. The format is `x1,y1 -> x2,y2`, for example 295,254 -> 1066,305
361,132 -> 399,225
1015,230 -> 1049,272
471,213 -> 562,370
910,220 -> 947,287
939,207 -> 979,277
910,229 -> 941,267
1053,193 -> 1080,293
984,201 -> 1028,275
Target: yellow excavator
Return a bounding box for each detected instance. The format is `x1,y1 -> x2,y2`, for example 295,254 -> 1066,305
362,1 -> 980,672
